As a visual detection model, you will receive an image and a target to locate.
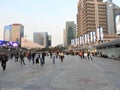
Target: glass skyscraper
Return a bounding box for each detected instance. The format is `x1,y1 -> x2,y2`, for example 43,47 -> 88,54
33,32 -> 48,48
3,25 -> 12,41
64,21 -> 76,47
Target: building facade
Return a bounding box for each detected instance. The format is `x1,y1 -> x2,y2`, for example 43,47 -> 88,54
76,0 -> 120,47
77,0 -> 107,41
3,24 -> 24,45
10,24 -> 24,44
64,21 -> 76,48
3,25 -> 12,41
106,0 -> 120,35
33,32 -> 48,48
63,29 -> 67,47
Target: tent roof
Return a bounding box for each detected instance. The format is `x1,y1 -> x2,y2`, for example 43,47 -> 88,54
21,38 -> 45,49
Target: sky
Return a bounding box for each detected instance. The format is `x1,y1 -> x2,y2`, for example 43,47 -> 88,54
0,0 -> 120,46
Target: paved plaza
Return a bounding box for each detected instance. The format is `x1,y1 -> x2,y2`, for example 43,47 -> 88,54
0,55 -> 120,90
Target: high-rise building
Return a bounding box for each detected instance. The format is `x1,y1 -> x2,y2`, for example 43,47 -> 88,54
48,35 -> 52,47
63,29 -> 67,47
33,32 -> 48,48
10,24 -> 24,44
33,32 -> 41,45
77,0 -> 107,37
106,0 -> 120,35
64,21 -> 76,47
3,24 -> 24,45
3,25 -> 12,41
77,0 -> 120,45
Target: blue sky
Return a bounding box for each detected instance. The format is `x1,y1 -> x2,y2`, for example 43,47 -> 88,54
0,0 -> 120,46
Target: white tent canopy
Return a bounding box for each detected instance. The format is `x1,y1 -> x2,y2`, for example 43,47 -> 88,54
21,38 -> 45,49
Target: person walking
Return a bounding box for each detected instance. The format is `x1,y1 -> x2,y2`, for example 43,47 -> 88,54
89,52 -> 93,61
42,51 -> 46,65
27,52 -> 31,62
84,52 -> 88,60
52,52 -> 56,64
35,52 -> 39,64
39,51 -> 43,65
60,52 -> 64,62
31,52 -> 35,64
79,51 -> 83,59
50,52 -> 52,58
20,51 -> 25,65
15,52 -> 19,62
1,52 -> 8,71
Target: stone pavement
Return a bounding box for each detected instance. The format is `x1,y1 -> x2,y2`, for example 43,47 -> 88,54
0,55 -> 120,90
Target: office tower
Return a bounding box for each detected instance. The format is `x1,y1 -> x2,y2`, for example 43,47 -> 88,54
48,35 -> 52,47
63,29 -> 67,47
77,0 -> 107,37
106,0 -> 120,35
64,21 -> 76,47
33,32 -> 48,48
3,25 -> 12,41
10,24 -> 24,44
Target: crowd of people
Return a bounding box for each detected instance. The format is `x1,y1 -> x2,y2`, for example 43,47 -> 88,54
0,48 -> 65,71
64,50 -> 94,61
0,47 -> 95,71
78,51 -> 93,61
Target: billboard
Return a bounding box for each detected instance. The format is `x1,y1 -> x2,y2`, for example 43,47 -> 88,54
0,40 -> 18,47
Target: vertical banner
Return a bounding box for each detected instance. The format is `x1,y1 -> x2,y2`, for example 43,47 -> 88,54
81,36 -> 83,45
84,34 -> 87,44
77,37 -> 80,46
81,36 -> 84,44
90,32 -> 93,43
97,28 -> 100,41
99,27 -> 103,41
83,36 -> 85,44
87,34 -> 90,44
116,15 -> 120,35
75,38 -> 78,46
93,31 -> 96,42
86,34 -> 88,44
79,36 -> 81,45
72,39 -> 74,46
71,39 -> 73,46
72,39 -> 75,46
71,39 -> 75,46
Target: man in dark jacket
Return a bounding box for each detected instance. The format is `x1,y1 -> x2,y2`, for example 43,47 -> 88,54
42,51 -> 46,65
1,52 -> 8,71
